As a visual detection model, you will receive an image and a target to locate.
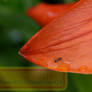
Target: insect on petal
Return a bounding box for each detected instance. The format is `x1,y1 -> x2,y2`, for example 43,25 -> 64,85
20,0 -> 92,74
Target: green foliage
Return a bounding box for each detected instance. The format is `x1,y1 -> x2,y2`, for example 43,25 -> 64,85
0,0 -> 41,67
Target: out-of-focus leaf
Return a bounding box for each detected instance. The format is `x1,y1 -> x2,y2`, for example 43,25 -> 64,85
0,0 -> 41,67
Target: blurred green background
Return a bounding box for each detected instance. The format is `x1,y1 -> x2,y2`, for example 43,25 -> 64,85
0,0 -> 92,92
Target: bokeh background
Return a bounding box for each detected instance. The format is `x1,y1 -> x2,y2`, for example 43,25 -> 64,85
0,0 -> 92,92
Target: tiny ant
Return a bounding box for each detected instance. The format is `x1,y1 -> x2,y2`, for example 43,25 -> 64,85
54,57 -> 62,63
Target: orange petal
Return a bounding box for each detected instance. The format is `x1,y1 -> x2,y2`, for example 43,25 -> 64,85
27,3 -> 76,26
20,0 -> 92,74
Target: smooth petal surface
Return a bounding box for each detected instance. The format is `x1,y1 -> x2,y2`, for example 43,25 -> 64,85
20,0 -> 92,74
27,3 -> 75,26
